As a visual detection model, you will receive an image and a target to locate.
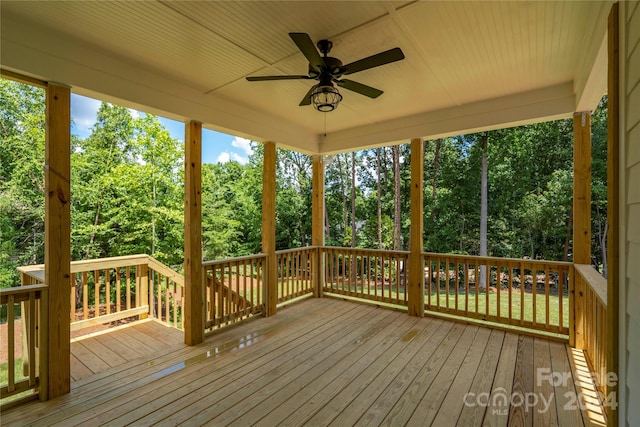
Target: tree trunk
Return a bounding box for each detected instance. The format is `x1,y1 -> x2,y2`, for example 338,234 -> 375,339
563,205 -> 573,262
376,148 -> 382,249
479,134 -> 488,290
336,154 -> 348,237
351,151 -> 356,248
432,138 -> 441,223
393,145 -> 401,250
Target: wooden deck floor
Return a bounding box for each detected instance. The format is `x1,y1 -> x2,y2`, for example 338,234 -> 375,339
3,298 -> 605,426
69,319 -> 185,381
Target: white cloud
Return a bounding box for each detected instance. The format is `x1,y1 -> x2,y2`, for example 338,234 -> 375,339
128,108 -> 141,119
217,152 -> 231,163
216,151 -> 248,165
231,137 -> 254,156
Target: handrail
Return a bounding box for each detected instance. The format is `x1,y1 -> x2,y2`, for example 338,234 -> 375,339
423,252 -> 574,268
323,245 -> 410,258
574,264 -> 607,397
574,264 -> 607,305
203,253 -> 267,266
275,246 -> 318,256
422,252 -> 572,338
0,284 -> 48,403
275,247 -> 316,304
202,253 -> 266,331
322,247 -> 409,307
17,254 -> 185,331
146,257 -> 184,287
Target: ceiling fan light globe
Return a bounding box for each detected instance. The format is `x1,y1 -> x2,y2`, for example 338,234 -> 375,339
311,85 -> 342,112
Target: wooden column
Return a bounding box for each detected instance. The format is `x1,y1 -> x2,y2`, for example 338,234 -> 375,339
408,138 -> 425,317
312,155 -> 325,297
573,111 -> 592,350
262,142 -> 277,316
184,121 -> 203,346
45,83 -> 71,398
606,4 -> 619,424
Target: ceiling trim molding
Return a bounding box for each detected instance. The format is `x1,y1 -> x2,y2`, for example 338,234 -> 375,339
320,82 -> 576,154
0,10 -> 319,152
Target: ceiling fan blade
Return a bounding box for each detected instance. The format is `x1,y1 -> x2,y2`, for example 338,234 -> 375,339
336,79 -> 383,98
299,84 -> 317,106
342,47 -> 405,75
246,75 -> 311,81
289,33 -> 325,70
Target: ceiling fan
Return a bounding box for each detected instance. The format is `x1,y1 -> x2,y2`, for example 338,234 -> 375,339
246,33 -> 405,112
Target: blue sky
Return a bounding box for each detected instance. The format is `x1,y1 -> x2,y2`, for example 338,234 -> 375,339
70,93 -> 253,164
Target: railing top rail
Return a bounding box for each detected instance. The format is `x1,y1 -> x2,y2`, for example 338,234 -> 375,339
574,263 -> 607,306
19,254 -> 151,275
146,257 -> 184,287
275,246 -> 319,255
0,283 -> 48,304
202,253 -> 267,267
0,283 -> 48,296
69,254 -> 150,272
422,252 -> 574,268
321,246 -> 410,257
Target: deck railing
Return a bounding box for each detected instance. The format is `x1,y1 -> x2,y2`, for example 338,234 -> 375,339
423,253 -> 572,337
574,264 -> 608,397
321,247 -> 410,307
202,254 -> 266,331
0,284 -> 48,402
18,255 -> 184,331
276,248 -> 316,304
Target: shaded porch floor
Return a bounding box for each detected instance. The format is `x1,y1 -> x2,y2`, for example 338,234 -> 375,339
2,298 -> 605,426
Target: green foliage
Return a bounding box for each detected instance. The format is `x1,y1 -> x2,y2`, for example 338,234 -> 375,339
0,76 -> 608,288
0,80 -> 46,287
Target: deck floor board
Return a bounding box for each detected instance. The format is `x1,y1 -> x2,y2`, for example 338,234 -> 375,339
2,298 -> 606,427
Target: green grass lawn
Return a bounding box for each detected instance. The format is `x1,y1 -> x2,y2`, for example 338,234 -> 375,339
0,359 -> 24,387
325,282 -> 569,329
425,290 -> 569,328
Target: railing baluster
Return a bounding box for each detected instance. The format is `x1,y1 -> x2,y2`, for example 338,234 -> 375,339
106,268 -> 111,315
485,261 -> 490,318
83,271 -> 89,320
70,274 -> 76,322
519,261 -> 525,326
94,269 -> 100,319
532,264 -> 537,327
116,267 -> 121,313
545,265 -> 550,329
28,291 -> 36,386
8,294 -> 15,392
126,267 -> 131,311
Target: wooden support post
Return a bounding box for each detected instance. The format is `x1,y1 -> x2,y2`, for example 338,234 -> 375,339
408,138 -> 425,317
573,111 -> 592,350
184,121 -> 204,346
262,142 -> 277,316
312,155 -> 325,297
45,83 -> 71,398
606,4 -> 619,424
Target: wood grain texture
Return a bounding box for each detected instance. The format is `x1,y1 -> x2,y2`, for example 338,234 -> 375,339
2,299 -> 603,426
184,120 -> 203,345
312,155 -> 324,297
262,141 -> 277,315
44,83 -> 71,399
408,138 -> 425,316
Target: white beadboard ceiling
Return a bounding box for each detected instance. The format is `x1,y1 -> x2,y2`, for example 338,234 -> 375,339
0,1 -> 612,154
